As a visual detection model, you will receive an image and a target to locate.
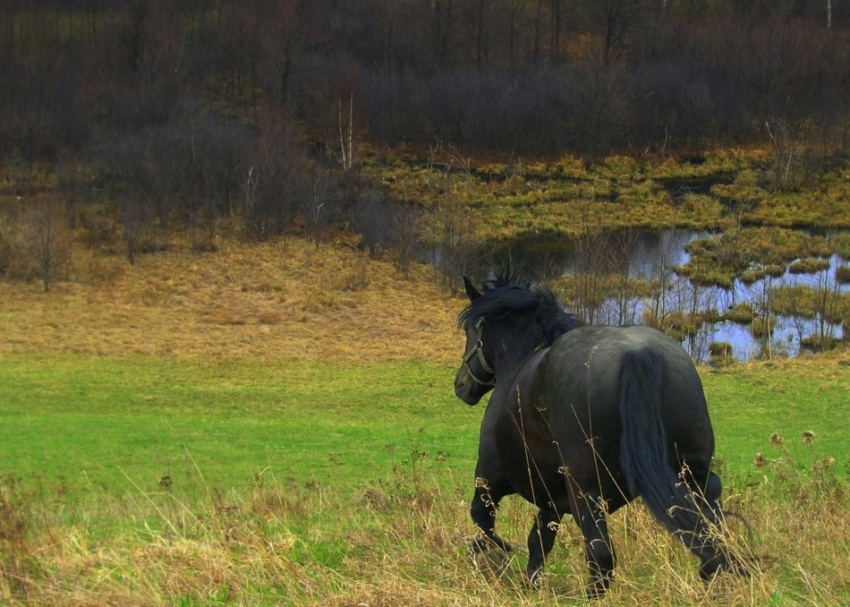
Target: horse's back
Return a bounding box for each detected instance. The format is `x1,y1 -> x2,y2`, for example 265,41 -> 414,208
544,324 -> 704,405
532,325 -> 714,480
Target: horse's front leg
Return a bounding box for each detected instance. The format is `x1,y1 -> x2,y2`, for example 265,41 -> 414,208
525,507 -> 562,586
470,477 -> 513,553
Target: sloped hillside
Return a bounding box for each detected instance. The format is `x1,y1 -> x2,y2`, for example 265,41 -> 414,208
0,238 -> 464,363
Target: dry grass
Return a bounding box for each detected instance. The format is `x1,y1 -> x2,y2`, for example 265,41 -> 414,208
0,236 -> 462,363
3,458 -> 846,607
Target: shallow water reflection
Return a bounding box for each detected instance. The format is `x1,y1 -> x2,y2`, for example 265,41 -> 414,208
480,231 -> 847,363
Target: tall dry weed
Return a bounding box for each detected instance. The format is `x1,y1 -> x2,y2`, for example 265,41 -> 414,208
0,479 -> 42,604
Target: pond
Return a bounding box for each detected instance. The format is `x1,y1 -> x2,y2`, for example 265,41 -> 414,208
475,230 -> 849,363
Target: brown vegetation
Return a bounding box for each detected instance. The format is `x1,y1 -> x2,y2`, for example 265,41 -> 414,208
0,236 -> 462,363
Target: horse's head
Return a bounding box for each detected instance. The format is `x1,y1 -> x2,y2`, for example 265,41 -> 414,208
454,274 -> 581,406
454,277 -> 497,405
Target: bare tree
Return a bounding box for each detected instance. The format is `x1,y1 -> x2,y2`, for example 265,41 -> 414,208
765,118 -> 798,190
305,170 -> 331,245
259,0 -> 303,107
551,0 -> 564,62
431,0 -> 459,67
242,166 -> 260,240
432,192 -> 479,293
612,228 -> 638,325
570,231 -> 608,324
423,147 -> 480,292
471,0 -> 495,71
580,0 -> 642,66
751,271 -> 777,360
812,265 -> 842,351
646,231 -> 679,329
119,0 -> 152,72
243,112 -> 314,239
386,201 -> 424,278
120,191 -> 151,265
24,199 -> 70,291
338,92 -> 354,170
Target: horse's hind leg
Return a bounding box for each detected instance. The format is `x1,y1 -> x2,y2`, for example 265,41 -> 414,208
677,459 -> 747,579
525,507 -> 562,585
470,480 -> 513,553
684,513 -> 740,581
573,492 -> 615,598
678,456 -> 723,512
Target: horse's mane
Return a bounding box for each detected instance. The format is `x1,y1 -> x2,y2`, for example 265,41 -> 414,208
458,272 -> 581,346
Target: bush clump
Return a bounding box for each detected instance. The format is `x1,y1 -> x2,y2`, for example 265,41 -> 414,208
708,341 -> 734,365
788,258 -> 831,275
835,266 -> 850,284
724,303 -> 756,324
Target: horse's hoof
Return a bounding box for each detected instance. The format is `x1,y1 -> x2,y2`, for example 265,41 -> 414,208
471,536 -> 513,553
525,567 -> 545,590
473,547 -> 510,582
585,583 -> 608,600
585,575 -> 611,600
700,554 -> 751,581
727,553 -> 752,578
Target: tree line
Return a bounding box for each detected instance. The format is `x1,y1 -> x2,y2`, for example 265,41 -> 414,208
1,0 -> 849,286
4,0 -> 847,155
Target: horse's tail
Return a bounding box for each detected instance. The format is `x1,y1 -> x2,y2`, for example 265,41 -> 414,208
617,348 -> 747,579
617,348 -> 712,540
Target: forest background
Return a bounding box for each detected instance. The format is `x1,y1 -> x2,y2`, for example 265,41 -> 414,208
2,0 -> 850,276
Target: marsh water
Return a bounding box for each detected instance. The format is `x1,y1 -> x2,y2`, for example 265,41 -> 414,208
476,230 -> 848,363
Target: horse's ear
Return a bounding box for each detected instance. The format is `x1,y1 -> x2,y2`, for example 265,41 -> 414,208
463,276 -> 482,302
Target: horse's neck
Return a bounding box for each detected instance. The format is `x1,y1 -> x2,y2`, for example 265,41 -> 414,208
493,337 -> 547,385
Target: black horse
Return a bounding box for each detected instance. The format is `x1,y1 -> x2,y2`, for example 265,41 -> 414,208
454,275 -> 742,596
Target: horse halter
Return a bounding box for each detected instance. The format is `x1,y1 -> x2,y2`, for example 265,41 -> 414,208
462,317 -> 497,387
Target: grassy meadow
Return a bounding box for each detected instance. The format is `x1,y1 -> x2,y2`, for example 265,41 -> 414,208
2,237 -> 850,606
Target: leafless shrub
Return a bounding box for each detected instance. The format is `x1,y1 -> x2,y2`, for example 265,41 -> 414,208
349,190 -> 391,259
120,191 -> 153,265
0,197 -> 70,290
386,202 -> 423,279
348,189 -> 424,278
428,191 -> 480,294
243,113 -> 316,240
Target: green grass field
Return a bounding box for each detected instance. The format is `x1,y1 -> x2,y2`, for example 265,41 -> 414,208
0,355 -> 473,498
2,352 -> 848,605
4,354 -> 847,499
